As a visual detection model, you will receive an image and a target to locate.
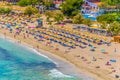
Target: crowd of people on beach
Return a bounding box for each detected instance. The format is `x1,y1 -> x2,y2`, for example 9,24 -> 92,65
0,13 -> 111,51
0,12 -> 120,80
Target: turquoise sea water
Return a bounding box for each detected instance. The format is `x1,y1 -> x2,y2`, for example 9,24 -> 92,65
0,37 -> 78,80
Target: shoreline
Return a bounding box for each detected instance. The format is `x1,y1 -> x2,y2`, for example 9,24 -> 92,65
0,32 -> 95,80
1,26 -> 118,80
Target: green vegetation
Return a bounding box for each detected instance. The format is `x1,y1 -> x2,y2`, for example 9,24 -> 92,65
73,13 -> 92,26
73,13 -> 84,24
54,11 -> 64,24
97,13 -> 120,24
45,11 -> 54,22
97,0 -> 120,35
101,0 -> 120,6
0,7 -> 12,14
18,0 -> 53,8
24,6 -> 38,17
45,11 -> 64,24
60,0 -> 83,17
43,0 -> 53,9
83,19 -> 92,26
18,0 -> 42,6
97,13 -> 120,36
100,0 -> 120,13
108,21 -> 120,35
18,0 -> 28,6
36,13 -> 41,18
101,0 -> 115,5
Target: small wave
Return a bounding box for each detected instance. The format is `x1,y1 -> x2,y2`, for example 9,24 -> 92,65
32,49 -> 59,66
48,69 -> 73,78
15,42 -> 59,67
20,45 -> 59,67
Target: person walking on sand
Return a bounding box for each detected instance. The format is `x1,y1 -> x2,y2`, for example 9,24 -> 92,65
114,48 -> 116,53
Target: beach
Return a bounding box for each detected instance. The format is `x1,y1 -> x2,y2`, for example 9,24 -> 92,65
0,0 -> 120,80
0,25 -> 120,80
0,26 -> 96,79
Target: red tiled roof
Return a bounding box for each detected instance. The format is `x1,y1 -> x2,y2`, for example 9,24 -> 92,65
53,1 -> 63,4
93,2 -> 103,6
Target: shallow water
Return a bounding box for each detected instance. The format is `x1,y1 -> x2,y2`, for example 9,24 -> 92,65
0,38 -> 78,80
82,14 -> 96,21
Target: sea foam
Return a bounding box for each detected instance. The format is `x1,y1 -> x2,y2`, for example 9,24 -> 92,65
31,48 -> 59,67
48,69 -> 73,78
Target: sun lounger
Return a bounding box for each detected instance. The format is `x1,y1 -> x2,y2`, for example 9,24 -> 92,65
79,45 -> 86,49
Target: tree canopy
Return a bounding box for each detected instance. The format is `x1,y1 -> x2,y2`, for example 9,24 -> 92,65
43,0 -> 53,9
18,0 -> 29,6
0,7 -> 12,14
18,0 -> 42,6
101,0 -> 120,6
97,13 -> 120,24
60,0 -> 83,17
108,21 -> 120,35
45,10 -> 54,22
24,6 -> 38,17
73,13 -> 92,26
54,11 -> 64,24
73,13 -> 84,24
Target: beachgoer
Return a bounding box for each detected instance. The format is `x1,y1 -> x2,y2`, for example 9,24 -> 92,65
27,34 -> 29,38
36,45 -> 39,49
24,35 -> 26,39
105,61 -> 111,66
4,32 -> 6,36
114,48 -> 116,53
14,34 -> 16,38
92,56 -> 97,61
55,48 -> 59,51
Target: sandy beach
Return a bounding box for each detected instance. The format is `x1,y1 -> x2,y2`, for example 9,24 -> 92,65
0,25 -> 120,80
0,27 -> 96,80
0,0 -> 120,80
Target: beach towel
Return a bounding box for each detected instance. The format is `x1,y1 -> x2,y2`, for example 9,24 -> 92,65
110,59 -> 116,62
